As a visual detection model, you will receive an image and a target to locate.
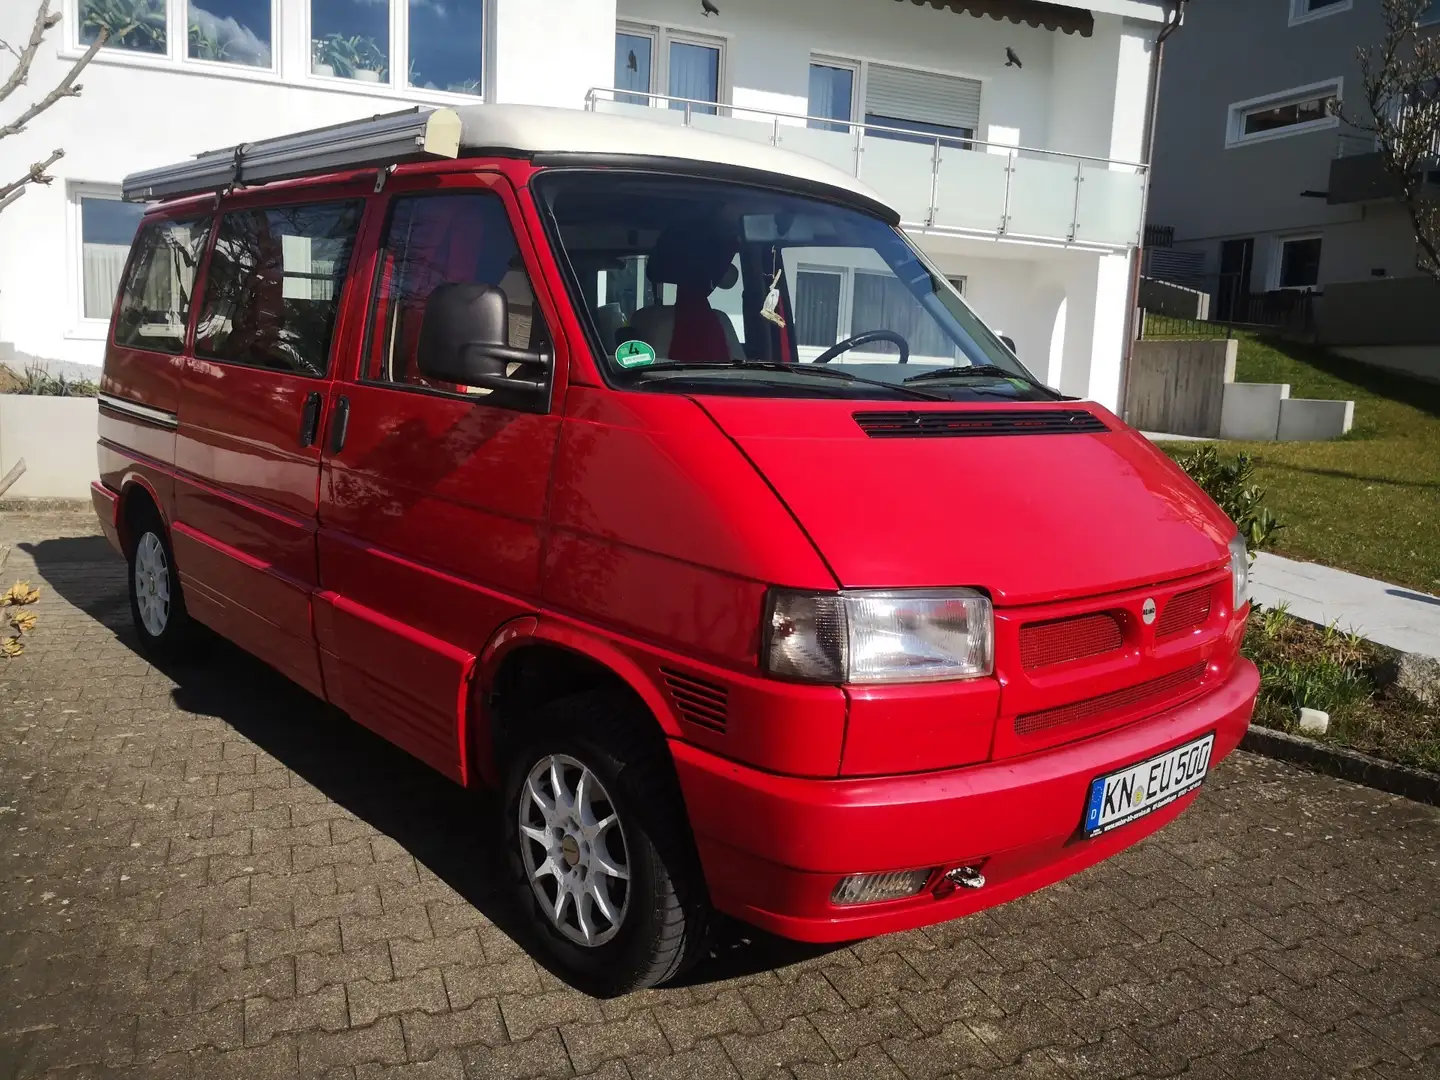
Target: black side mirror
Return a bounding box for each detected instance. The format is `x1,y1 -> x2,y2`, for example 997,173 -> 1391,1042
416,283 -> 550,393
999,335 -> 1017,356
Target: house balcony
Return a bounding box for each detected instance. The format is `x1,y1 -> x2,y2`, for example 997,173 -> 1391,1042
585,89 -> 1149,253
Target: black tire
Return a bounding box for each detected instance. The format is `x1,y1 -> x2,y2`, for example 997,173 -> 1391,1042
502,690 -> 712,996
126,503 -> 202,662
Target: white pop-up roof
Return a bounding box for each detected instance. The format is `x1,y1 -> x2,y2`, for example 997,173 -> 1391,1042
121,103 -> 893,219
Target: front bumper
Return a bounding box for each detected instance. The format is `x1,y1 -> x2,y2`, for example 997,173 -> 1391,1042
673,658 -> 1259,942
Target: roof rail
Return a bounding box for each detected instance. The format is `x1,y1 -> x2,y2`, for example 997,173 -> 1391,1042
121,106 -> 463,203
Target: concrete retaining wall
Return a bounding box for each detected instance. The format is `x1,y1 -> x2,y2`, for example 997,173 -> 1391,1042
1123,338 -> 1237,438
1316,277 -> 1440,347
1333,345 -> 1440,384
1220,382 -> 1290,441
0,396 -> 98,499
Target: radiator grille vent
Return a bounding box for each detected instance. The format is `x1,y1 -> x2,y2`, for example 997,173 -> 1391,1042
1020,612 -> 1124,670
1014,663 -> 1208,737
854,409 -> 1109,439
1156,587 -> 1213,639
660,669 -> 728,733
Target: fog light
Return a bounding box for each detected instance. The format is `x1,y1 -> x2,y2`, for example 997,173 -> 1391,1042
831,869 -> 933,906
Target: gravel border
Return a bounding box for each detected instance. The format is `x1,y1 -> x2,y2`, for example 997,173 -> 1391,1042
1241,724 -> 1439,805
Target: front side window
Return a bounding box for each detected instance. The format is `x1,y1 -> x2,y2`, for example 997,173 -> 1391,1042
80,195 -> 145,321
82,0 -> 167,54
537,171 -> 1045,402
195,201 -> 363,376
188,0 -> 273,67
113,216 -> 212,353
365,192 -> 548,393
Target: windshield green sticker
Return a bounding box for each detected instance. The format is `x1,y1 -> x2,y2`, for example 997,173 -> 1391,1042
615,339 -> 657,368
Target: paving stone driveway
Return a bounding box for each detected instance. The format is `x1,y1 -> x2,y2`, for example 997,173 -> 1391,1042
0,509 -> 1437,1080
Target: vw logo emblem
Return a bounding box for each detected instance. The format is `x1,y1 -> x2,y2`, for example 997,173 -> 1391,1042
1141,598 -> 1157,625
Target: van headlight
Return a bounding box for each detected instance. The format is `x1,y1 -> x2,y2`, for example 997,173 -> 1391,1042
1228,534 -> 1249,610
763,589 -> 993,684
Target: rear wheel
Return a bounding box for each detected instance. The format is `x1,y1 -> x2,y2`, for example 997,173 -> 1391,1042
126,504 -> 201,661
503,691 -> 711,996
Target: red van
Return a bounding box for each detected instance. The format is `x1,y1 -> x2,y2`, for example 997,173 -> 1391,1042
95,105 -> 1258,995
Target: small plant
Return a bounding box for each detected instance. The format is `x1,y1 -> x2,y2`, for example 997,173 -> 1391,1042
311,33 -> 385,79
81,0 -> 166,53
188,21 -> 230,62
1,581 -> 40,658
3,364 -> 99,397
1174,445 -> 1283,554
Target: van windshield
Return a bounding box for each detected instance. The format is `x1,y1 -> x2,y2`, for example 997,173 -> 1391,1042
534,170 -> 1054,402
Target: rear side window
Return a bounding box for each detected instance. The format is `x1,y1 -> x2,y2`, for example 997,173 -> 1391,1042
364,192 -> 548,390
113,216 -> 211,354
195,200 -> 363,376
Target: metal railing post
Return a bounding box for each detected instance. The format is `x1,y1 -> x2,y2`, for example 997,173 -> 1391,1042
772,113 -> 780,147
1068,158 -> 1083,242
853,124 -> 863,179
999,149 -> 1015,235
927,137 -> 942,228
684,101 -> 693,126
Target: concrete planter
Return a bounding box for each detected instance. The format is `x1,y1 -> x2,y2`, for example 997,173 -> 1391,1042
0,395 -> 98,499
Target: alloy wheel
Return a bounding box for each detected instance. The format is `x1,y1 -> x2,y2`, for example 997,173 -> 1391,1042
134,532 -> 170,638
517,753 -> 631,947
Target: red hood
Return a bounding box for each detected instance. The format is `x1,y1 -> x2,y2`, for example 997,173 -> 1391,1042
695,397 -> 1235,606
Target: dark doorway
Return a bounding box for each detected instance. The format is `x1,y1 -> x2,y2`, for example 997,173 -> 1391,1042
1216,237 -> 1254,321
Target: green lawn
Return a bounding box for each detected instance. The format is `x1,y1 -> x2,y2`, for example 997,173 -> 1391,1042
1160,333 -> 1440,594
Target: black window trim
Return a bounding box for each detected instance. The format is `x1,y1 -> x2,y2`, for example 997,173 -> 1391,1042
110,213 -> 214,358
191,195 -> 367,381
354,188 -> 555,416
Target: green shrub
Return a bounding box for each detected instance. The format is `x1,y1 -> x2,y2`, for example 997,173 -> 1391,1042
2,365 -> 99,398
1174,445 -> 1283,553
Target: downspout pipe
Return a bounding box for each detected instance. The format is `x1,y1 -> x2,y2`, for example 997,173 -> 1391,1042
1118,0 -> 1186,421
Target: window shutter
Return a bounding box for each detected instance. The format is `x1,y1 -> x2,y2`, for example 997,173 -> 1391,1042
864,65 -> 982,131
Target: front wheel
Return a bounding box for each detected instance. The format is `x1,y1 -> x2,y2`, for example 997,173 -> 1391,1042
503,692 -> 711,995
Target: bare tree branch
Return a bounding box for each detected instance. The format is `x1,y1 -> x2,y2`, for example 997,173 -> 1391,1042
0,0 -> 60,107
0,148 -> 63,214
0,23 -> 107,142
1342,0 -> 1440,278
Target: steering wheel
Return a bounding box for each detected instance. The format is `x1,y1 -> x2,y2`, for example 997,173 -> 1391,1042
811,329 -> 911,365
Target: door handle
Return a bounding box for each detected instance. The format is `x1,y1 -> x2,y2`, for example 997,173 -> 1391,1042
328,395 -> 351,455
298,391 -> 322,448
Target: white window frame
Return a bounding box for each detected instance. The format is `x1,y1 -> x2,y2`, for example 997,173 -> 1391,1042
62,1 -> 490,102
1271,233 -> 1323,291
947,275 -> 967,296
793,263 -> 852,360
1289,0 -> 1352,27
1225,78 -> 1342,148
615,21 -> 728,110
66,182 -> 139,341
807,55 -> 861,126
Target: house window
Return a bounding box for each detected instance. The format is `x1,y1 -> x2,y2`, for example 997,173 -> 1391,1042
1423,0 -> 1440,24
615,31 -> 654,105
613,24 -> 724,113
808,61 -> 856,132
1289,0 -> 1352,26
947,275 -> 966,296
794,268 -> 846,347
407,0 -> 484,95
78,193 -> 146,322
1277,236 -> 1322,290
864,64 -> 981,149
311,0 -> 390,83
1226,80 -> 1341,147
187,1 -> 272,67
81,0 -> 168,54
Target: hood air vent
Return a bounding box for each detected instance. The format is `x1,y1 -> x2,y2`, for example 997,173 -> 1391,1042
854,409 -> 1109,438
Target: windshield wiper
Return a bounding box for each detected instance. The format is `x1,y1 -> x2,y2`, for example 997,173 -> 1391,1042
903,364 -> 1059,396
634,360 -> 950,401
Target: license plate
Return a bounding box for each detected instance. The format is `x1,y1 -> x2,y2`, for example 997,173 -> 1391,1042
1083,733 -> 1215,838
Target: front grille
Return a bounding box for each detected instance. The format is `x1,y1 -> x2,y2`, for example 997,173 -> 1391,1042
660,668 -> 728,733
1156,586 -> 1213,638
1014,662 -> 1208,737
853,409 -> 1109,439
1020,612 -> 1124,670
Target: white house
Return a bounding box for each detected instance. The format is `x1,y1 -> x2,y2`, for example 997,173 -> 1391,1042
0,0 -> 1167,409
